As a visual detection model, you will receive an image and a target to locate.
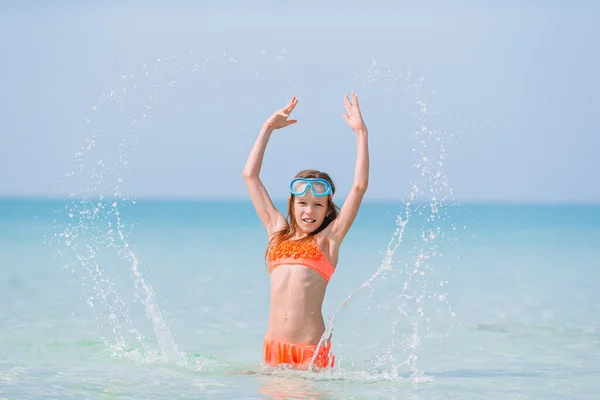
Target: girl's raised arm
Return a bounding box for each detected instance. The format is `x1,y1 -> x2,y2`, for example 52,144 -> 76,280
243,97 -> 299,234
330,93 -> 369,243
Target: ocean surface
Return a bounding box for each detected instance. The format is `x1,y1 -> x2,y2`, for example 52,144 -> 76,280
1,198 -> 599,399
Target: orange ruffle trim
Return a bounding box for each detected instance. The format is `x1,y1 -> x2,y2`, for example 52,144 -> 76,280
268,237 -> 322,262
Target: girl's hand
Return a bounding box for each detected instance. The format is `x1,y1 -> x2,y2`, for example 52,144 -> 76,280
264,96 -> 298,130
342,93 -> 367,133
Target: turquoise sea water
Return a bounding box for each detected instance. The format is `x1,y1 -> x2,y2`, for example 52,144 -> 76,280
1,198 -> 599,399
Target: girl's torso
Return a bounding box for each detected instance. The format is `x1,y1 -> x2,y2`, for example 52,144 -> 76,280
266,231 -> 339,344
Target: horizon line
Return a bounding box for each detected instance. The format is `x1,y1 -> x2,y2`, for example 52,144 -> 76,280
0,195 -> 599,206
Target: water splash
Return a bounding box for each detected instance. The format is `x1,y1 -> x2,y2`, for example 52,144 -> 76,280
50,49 -> 299,366
49,49 -> 455,377
310,61 -> 457,377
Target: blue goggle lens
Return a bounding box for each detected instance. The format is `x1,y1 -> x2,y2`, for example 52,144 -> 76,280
290,178 -> 331,196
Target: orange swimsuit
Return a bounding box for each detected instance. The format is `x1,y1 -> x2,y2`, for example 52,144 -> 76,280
267,234 -> 335,282
263,334 -> 334,370
263,235 -> 336,369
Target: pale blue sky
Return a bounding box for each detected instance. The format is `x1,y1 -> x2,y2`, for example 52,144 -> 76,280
1,2 -> 598,203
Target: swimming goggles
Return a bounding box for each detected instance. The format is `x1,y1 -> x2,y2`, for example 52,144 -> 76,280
289,178 -> 332,197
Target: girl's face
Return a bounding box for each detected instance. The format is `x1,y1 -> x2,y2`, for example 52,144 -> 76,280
293,191 -> 330,234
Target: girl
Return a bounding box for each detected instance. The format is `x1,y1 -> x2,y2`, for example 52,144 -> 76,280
243,94 -> 369,370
